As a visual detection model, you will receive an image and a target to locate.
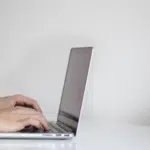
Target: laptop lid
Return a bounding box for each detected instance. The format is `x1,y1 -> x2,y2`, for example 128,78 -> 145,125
57,47 -> 93,135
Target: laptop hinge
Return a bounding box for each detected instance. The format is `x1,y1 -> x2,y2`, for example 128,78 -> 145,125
57,121 -> 73,133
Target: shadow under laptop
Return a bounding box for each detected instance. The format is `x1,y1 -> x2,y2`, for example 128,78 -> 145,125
0,140 -> 76,150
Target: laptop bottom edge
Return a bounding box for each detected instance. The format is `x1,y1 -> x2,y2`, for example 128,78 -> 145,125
0,133 -> 74,140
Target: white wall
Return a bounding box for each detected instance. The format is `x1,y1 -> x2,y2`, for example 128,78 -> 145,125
92,0 -> 150,123
0,0 -> 150,123
0,0 -> 94,119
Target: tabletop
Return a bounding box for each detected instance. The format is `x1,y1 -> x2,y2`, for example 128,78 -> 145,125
0,118 -> 150,150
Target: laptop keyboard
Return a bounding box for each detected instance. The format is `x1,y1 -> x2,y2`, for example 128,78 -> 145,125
48,123 -> 66,133
20,123 -> 65,133
20,126 -> 45,133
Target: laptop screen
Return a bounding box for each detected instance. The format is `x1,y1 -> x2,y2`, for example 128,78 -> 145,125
57,47 -> 93,134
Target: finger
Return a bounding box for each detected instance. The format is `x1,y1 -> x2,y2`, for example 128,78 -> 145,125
23,96 -> 42,113
18,118 -> 42,130
32,114 -> 49,131
10,107 -> 40,120
13,106 -> 38,115
13,107 -> 49,130
14,95 -> 42,112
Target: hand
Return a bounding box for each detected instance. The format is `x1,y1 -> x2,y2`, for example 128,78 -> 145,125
0,106 -> 49,132
0,94 -> 42,112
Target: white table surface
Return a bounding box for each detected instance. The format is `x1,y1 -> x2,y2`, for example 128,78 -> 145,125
0,118 -> 150,150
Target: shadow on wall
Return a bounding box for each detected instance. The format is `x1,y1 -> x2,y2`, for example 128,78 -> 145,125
128,108 -> 150,126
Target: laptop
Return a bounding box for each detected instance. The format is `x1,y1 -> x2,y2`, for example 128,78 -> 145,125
0,47 -> 93,139
0,140 -> 76,150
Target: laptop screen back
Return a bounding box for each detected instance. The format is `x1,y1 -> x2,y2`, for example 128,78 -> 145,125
57,47 -> 93,134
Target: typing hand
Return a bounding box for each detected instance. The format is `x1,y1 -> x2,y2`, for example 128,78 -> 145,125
0,106 -> 49,132
0,94 -> 42,112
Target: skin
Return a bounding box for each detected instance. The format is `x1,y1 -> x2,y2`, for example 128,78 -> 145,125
0,94 -> 49,132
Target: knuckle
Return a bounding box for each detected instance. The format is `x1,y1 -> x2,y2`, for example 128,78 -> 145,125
15,106 -> 20,109
36,121 -> 40,127
32,100 -> 37,104
15,106 -> 22,111
10,99 -> 16,105
33,111 -> 40,116
36,112 -> 41,115
31,118 -> 40,127
16,94 -> 23,99
28,118 -> 33,122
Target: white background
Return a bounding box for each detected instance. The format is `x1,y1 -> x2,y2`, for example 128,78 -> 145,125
0,0 -> 150,124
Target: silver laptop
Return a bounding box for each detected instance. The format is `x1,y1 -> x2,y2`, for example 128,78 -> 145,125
0,47 -> 93,139
0,140 -> 76,150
